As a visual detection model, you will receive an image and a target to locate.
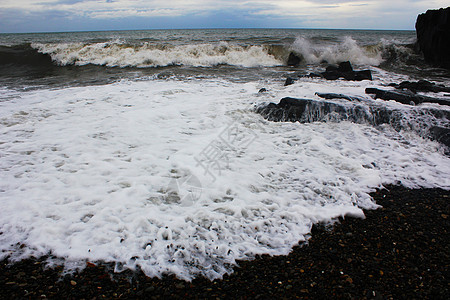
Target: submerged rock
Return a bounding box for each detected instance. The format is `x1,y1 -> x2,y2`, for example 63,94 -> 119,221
429,126 -> 450,147
415,7 -> 450,69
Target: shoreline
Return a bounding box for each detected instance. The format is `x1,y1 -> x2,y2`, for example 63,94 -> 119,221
1,185 -> 448,299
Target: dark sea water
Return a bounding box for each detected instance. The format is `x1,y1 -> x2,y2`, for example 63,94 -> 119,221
0,29 -> 449,281
1,28 -> 448,89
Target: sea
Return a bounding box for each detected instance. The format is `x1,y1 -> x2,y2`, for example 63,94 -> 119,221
1,29 -> 449,280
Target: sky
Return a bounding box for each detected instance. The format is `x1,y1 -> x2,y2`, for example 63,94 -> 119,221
0,0 -> 448,33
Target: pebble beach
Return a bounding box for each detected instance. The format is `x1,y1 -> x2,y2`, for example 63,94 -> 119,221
2,185 -> 448,299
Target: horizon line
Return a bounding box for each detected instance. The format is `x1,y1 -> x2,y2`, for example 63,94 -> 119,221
1,27 -> 416,35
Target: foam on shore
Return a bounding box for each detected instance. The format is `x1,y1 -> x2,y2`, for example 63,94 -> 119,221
0,77 -> 448,280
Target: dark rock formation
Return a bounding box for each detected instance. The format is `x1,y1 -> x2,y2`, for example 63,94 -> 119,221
415,7 -> 450,69
256,97 -> 450,148
287,52 -> 302,66
365,88 -> 450,106
257,97 -> 386,124
388,80 -> 450,93
320,61 -> 372,81
335,61 -> 353,73
347,70 -> 373,81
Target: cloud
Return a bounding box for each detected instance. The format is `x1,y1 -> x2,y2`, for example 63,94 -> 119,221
0,0 -> 449,32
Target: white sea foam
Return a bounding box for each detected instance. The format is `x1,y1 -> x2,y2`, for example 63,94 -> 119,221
0,77 -> 449,280
32,41 -> 283,68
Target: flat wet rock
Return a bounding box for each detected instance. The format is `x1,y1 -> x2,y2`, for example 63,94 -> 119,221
256,96 -> 450,149
365,87 -> 450,106
388,80 -> 450,93
305,61 -> 373,81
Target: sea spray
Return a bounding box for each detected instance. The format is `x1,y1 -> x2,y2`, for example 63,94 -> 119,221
289,36 -> 383,66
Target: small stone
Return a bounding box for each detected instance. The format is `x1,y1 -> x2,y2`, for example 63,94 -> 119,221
175,283 -> 184,289
17,271 -> 26,277
70,280 -> 77,286
284,77 -> 295,86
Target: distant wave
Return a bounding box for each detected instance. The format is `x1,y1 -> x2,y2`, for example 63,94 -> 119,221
0,44 -> 53,67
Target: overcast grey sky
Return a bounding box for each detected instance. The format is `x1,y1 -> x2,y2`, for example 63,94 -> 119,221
0,0 -> 448,33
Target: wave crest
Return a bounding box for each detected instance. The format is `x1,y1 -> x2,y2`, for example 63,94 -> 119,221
32,41 -> 284,68
289,36 -> 383,66
375,38 -> 418,64
2,36 -> 422,73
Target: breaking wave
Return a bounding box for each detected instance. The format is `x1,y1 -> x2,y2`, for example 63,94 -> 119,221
0,37 -> 421,71
289,36 -> 384,66
31,41 -> 283,68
